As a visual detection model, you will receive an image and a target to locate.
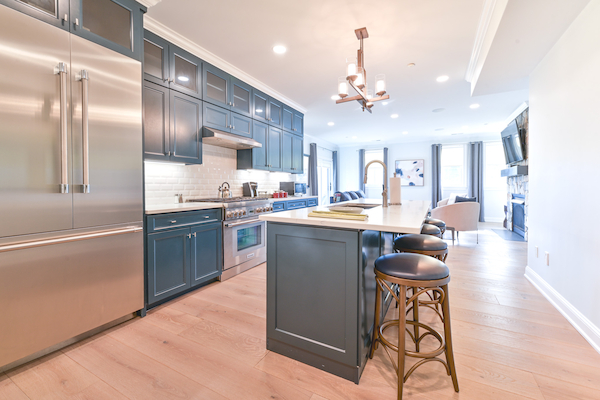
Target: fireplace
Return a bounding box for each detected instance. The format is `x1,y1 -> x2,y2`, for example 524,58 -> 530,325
511,194 -> 526,237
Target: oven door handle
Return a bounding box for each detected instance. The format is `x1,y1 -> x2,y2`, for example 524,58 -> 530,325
224,218 -> 262,228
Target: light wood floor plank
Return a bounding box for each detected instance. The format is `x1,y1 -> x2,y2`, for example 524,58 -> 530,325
0,373 -> 29,400
144,306 -> 203,335
7,352 -> 99,400
65,335 -> 226,400
533,373 -> 600,400
108,319 -> 313,400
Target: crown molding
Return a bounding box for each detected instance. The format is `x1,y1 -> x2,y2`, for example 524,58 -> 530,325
143,16 -> 307,114
465,0 -> 509,92
137,0 -> 162,8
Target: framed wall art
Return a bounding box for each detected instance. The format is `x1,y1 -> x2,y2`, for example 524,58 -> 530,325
395,159 -> 424,186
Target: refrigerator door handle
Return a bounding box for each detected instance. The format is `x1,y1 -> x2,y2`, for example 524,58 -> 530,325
55,62 -> 69,194
0,226 -> 143,253
78,70 -> 90,194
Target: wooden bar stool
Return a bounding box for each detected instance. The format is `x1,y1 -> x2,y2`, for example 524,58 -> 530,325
425,217 -> 446,236
421,223 -> 442,238
370,253 -> 459,400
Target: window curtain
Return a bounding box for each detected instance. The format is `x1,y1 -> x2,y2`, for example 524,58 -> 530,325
358,149 -> 365,192
431,144 -> 442,208
383,147 -> 389,194
332,151 -> 338,193
309,143 -> 318,196
468,141 -> 485,222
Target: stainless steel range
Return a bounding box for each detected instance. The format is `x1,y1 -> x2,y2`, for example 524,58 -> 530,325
188,197 -> 273,281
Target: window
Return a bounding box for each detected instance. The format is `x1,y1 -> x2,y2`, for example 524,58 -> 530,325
364,149 -> 384,198
441,145 -> 466,189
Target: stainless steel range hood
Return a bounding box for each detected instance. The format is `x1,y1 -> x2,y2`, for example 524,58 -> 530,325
202,127 -> 262,150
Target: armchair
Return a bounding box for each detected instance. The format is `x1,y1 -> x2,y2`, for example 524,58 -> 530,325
430,199 -> 480,243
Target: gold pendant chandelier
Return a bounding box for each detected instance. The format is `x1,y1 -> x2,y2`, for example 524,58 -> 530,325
336,27 -> 389,113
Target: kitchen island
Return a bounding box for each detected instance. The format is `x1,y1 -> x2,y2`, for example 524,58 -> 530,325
259,199 -> 430,383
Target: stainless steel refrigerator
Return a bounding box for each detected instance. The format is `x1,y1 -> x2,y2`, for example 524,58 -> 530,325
0,5 -> 144,369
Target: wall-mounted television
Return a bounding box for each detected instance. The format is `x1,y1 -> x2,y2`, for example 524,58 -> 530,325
500,119 -> 525,165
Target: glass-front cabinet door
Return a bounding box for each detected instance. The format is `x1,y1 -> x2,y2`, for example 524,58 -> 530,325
230,77 -> 252,117
143,30 -> 169,87
170,45 -> 202,99
252,89 -> 269,122
71,0 -> 145,61
203,63 -> 230,108
268,97 -> 283,128
293,110 -> 304,135
282,105 -> 294,132
4,0 -> 70,31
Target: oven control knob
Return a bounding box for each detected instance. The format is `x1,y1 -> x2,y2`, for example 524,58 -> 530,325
233,210 -> 239,217
242,210 -> 247,216
268,206 -> 273,211
258,207 -> 263,213
226,211 -> 233,218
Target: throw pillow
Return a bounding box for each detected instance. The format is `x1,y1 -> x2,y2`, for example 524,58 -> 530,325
447,193 -> 468,205
455,196 -> 476,203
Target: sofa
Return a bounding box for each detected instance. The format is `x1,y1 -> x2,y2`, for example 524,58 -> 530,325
332,190 -> 366,203
430,197 -> 480,243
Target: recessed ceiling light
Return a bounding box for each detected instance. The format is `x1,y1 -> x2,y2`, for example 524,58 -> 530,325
177,76 -> 189,82
407,63 -> 416,67
331,95 -> 341,100
273,45 -> 287,54
470,103 -> 480,109
327,122 -> 334,126
432,108 -> 445,113
402,131 -> 408,135
436,75 -> 449,82
382,101 -> 388,105
352,136 -> 357,139
391,114 -> 399,118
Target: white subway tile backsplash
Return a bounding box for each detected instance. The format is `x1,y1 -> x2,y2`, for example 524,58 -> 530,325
144,144 -> 296,204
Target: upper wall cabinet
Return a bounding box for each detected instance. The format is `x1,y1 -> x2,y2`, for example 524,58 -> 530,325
144,30 -> 203,99
252,88 -> 269,123
202,64 -> 253,118
282,105 -> 303,136
2,0 -> 146,61
268,98 -> 283,128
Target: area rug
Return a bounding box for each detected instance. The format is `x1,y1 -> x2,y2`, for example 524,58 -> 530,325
492,228 -> 526,242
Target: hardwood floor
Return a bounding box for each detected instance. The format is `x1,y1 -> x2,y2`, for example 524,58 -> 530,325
3,225 -> 600,399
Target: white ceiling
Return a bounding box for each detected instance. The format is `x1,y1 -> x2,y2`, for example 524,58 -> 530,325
144,0 -> 581,147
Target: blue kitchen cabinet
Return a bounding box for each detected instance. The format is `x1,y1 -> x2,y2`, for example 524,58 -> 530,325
203,64 -> 253,118
272,198 -> 318,212
237,121 -> 281,171
170,90 -> 202,164
144,30 -> 203,98
272,202 -> 286,212
281,132 -> 293,173
307,198 -> 318,207
231,77 -> 253,117
292,135 -> 304,173
268,97 -> 283,128
190,222 -> 222,287
282,105 -> 294,133
143,81 -> 202,165
147,227 -> 190,305
252,88 -> 269,123
293,110 -> 304,136
203,102 -> 253,138
146,209 -> 223,307
1,0 -> 146,61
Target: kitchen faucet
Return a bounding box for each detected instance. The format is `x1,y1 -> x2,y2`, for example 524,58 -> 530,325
364,160 -> 388,207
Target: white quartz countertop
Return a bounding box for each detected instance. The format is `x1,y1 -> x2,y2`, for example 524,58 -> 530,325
259,198 -> 431,234
273,195 -> 318,201
146,202 -> 224,215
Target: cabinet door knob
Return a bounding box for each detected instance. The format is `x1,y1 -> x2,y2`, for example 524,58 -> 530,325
187,233 -> 191,238
170,220 -> 177,224
193,232 -> 197,237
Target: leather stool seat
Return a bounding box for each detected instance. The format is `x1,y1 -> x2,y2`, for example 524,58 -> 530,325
421,223 -> 442,237
425,217 -> 446,232
394,234 -> 448,252
375,253 -> 449,281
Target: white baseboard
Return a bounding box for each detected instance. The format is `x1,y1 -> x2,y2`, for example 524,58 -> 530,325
525,266 -> 600,354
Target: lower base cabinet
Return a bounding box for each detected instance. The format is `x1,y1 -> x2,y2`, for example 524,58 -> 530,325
146,210 -> 222,307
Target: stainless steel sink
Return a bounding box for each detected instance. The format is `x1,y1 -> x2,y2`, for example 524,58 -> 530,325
329,203 -> 381,209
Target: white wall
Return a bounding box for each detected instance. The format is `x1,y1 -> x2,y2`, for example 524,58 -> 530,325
527,0 -> 600,344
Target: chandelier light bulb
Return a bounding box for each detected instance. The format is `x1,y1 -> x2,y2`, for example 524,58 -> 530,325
375,74 -> 386,96
346,58 -> 357,81
355,67 -> 365,89
366,88 -> 373,106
